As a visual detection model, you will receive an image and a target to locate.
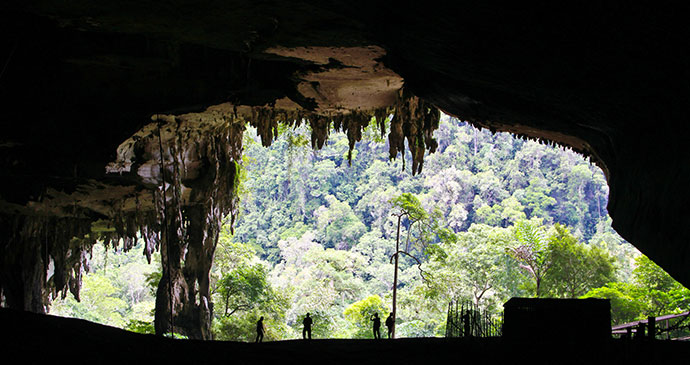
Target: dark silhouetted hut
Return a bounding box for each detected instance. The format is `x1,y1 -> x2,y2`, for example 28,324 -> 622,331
503,298 -> 611,342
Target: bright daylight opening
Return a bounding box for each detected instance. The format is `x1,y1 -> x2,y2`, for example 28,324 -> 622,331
49,113 -> 690,341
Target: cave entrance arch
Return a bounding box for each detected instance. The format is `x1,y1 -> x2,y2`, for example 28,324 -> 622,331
2,2 -> 689,341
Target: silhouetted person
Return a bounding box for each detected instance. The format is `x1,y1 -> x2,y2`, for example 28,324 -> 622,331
385,312 -> 394,339
302,313 -> 313,339
256,316 -> 266,343
370,313 -> 381,339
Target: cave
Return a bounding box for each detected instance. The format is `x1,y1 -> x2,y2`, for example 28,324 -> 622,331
1,1 -> 689,363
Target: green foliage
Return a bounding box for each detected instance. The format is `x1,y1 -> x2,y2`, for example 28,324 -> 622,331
424,224 -> 523,312
542,224 -> 616,298
506,219 -> 551,297
54,113 -> 684,341
583,255 -> 690,325
515,178 -> 557,220
49,242 -> 158,330
145,270 -> 162,297
211,230 -> 289,341
279,221 -> 310,241
582,283 -> 646,325
213,296 -> 291,341
633,255 -> 678,291
315,195 -> 367,249
126,319 -> 155,334
391,192 -> 457,252
631,255 -> 690,316
217,263 -> 271,316
343,295 -> 388,338
391,193 -> 428,222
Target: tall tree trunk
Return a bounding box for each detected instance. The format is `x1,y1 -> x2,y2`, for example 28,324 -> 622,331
391,214 -> 401,339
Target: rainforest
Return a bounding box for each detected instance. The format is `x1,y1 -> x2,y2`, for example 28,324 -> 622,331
49,114 -> 690,341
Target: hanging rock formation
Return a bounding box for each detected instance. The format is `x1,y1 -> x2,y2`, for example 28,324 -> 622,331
2,1 -> 690,341
0,43 -> 438,337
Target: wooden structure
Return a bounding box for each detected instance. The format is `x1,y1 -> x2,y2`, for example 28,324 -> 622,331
611,311 -> 690,340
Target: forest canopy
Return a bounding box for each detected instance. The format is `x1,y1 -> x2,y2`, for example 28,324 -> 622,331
50,114 -> 690,340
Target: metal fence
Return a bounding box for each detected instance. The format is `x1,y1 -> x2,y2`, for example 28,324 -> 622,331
445,300 -> 502,338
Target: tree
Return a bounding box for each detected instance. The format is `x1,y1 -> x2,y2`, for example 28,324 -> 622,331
589,218 -> 637,282
475,196 -> 526,228
543,224 -> 616,298
388,193 -> 455,338
583,254 -> 690,326
51,273 -> 128,327
314,195 -> 366,250
582,283 -> 645,325
211,226 -> 288,341
632,255 -> 690,316
633,255 -> 678,291
217,263 -> 271,316
212,289 -> 290,341
506,219 -> 551,297
424,224 -> 521,312
514,178 -> 557,220
343,295 -> 388,338
270,231 -> 368,339
49,242 -> 158,330
457,225 -> 515,307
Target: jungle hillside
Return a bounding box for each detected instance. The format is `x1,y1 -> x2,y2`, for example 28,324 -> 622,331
50,114 -> 690,340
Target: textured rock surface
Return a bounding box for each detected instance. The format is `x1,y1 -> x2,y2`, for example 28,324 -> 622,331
2,1 -> 690,340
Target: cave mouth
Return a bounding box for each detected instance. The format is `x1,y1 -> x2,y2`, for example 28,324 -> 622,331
3,1 -> 690,346
44,111 -> 643,342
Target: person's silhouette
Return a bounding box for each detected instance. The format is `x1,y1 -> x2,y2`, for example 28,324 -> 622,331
370,313 -> 381,339
256,316 -> 266,343
302,313 -> 313,339
385,312 -> 394,339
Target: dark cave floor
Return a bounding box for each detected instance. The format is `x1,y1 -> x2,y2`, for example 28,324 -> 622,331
2,308 -> 688,365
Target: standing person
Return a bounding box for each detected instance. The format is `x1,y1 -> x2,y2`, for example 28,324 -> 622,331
256,316 -> 266,343
385,312 -> 395,339
302,313 -> 313,339
370,313 -> 381,339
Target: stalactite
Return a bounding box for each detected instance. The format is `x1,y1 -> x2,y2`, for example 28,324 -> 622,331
385,89 -> 440,175
0,214 -> 99,312
1,89 -> 442,338
374,108 -> 389,139
308,116 -> 330,150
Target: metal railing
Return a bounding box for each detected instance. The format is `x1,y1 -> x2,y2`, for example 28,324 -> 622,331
611,311 -> 690,340
445,300 -> 502,338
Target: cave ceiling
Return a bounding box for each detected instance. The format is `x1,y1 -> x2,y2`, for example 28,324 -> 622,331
1,1 -> 689,307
